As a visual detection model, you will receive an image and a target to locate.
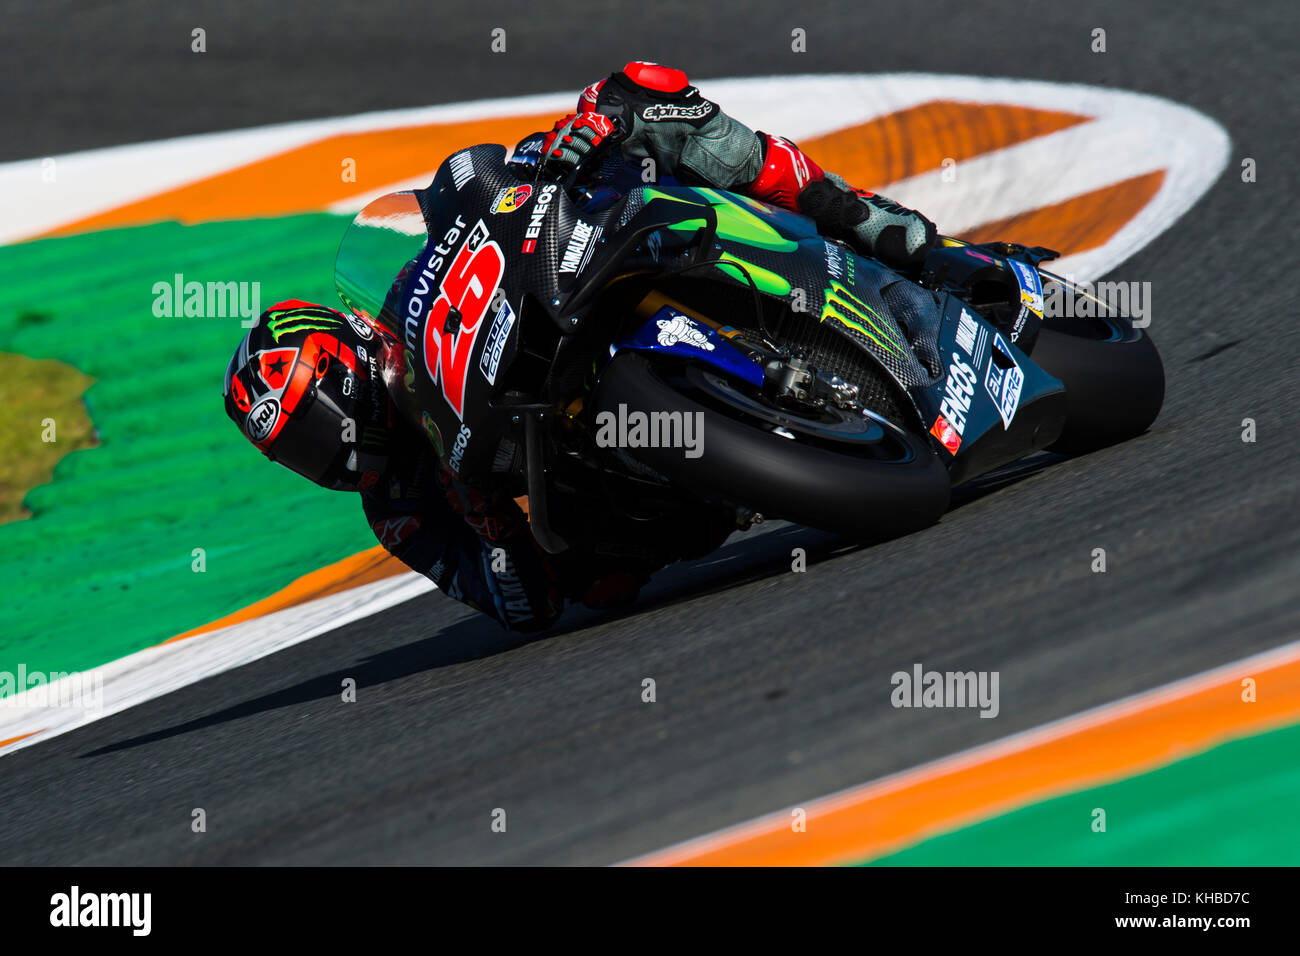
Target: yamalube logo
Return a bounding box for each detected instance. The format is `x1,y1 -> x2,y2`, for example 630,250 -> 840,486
655,314 -> 714,351
50,886 -> 151,936
559,220 -> 601,275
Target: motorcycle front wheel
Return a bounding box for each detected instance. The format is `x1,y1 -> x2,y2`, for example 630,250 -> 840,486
590,352 -> 950,540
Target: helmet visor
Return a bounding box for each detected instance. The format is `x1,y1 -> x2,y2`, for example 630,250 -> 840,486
264,373 -> 360,489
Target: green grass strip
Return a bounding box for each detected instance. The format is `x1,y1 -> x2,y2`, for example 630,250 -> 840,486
863,720 -> 1300,866
0,215 -> 379,684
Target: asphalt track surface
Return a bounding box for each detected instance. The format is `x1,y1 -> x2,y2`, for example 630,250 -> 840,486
1,1 -> 1297,864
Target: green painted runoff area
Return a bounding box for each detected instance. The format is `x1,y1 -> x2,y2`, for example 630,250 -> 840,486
864,719 -> 1300,865
0,215 -> 378,684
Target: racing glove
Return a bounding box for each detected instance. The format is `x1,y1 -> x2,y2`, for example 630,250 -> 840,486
540,111 -> 622,176
436,465 -> 567,630
802,177 -> 937,272
438,464 -> 528,545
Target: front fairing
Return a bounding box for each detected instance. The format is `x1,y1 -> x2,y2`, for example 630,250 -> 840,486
336,144 -> 597,481
924,293 -> 1065,483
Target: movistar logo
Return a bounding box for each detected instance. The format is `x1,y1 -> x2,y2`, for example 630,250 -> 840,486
820,281 -> 906,356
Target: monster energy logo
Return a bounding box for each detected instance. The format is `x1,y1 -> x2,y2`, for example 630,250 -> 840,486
266,307 -> 346,342
820,282 -> 905,356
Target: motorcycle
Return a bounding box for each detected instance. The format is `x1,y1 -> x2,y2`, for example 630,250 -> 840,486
332,140 -> 1164,554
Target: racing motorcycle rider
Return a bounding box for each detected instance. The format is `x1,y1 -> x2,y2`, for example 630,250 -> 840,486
222,63 -> 940,632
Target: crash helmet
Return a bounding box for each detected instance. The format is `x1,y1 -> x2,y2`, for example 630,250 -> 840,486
223,300 -> 393,491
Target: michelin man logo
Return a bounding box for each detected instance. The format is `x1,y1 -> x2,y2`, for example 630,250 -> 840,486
656,314 -> 715,351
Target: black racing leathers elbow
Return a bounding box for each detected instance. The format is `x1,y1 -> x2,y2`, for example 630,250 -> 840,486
360,429 -> 562,631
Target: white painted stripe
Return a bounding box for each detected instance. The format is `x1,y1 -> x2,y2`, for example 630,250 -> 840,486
0,573 -> 434,756
0,91 -> 579,244
871,83 -> 1229,279
2,72 -> 1229,285
620,637 -> 1300,866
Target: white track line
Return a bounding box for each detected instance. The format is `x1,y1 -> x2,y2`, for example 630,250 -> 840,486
1,72 -> 1229,282
621,637 -> 1300,865
0,573 -> 434,757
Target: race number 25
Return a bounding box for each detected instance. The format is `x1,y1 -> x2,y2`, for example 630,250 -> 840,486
424,220 -> 504,419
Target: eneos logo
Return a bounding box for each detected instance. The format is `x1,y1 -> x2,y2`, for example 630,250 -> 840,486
938,355 -> 978,437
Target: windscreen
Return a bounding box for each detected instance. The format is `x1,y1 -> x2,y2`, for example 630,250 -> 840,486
333,191 -> 429,325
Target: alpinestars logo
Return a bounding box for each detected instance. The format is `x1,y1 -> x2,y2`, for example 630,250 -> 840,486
641,102 -> 713,122
769,136 -> 815,187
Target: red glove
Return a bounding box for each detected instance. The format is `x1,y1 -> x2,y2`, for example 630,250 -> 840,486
540,111 -> 621,175
438,464 -> 525,544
